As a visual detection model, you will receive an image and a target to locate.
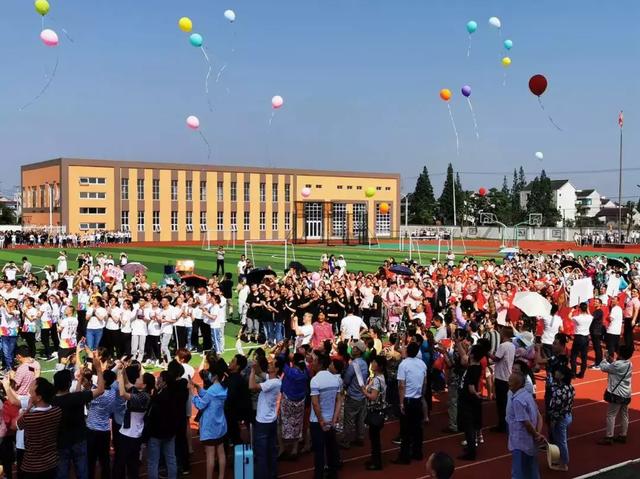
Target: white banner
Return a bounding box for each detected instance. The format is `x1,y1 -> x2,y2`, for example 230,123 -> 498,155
570,278 -> 594,307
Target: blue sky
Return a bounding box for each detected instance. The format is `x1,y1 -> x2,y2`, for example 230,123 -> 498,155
1,0 -> 638,201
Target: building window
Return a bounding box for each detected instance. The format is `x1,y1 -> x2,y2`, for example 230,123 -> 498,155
121,178 -> 129,200
153,211 -> 160,232
284,211 -> 291,231
231,182 -> 237,202
186,211 -> 193,232
337,185 -> 343,190
244,211 -> 250,231
40,186 -> 46,207
259,212 -> 266,231
332,203 -> 347,236
200,211 -> 207,230
152,179 -> 160,200
353,203 -> 367,235
121,211 -> 129,231
260,183 -> 266,202
272,183 -> 278,202
200,181 -> 207,201
284,184 -> 290,202
243,182 -> 250,201
79,207 -> 106,215
385,187 -> 391,191
347,185 -> 353,190
272,212 -> 278,231
217,211 -> 224,231
217,181 -> 224,201
315,185 -> 322,189
137,211 -> 145,232
356,186 -> 362,190
186,180 -> 193,201
79,192 -> 106,199
79,177 -> 106,185
376,186 -> 382,191
376,204 -> 391,236
171,180 -> 178,201
79,222 -> 106,230
231,211 -> 237,230
137,179 -> 145,200
171,211 -> 178,232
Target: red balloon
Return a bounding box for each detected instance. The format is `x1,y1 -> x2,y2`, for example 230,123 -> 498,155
478,187 -> 487,196
529,74 -> 548,97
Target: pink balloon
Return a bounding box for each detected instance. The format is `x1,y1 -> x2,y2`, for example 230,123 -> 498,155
301,187 -> 311,198
186,115 -> 200,130
311,272 -> 320,281
271,95 -> 284,109
40,29 -> 59,47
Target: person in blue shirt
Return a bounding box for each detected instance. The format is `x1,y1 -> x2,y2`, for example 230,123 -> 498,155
192,358 -> 229,479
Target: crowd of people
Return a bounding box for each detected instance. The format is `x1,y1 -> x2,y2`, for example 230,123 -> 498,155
0,230 -> 132,249
574,230 -> 640,246
0,245 -> 635,479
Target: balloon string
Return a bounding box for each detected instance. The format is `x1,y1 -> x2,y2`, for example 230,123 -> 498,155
19,56 -> 59,111
537,97 -> 563,131
268,111 -> 275,127
201,47 -> 212,94
216,64 -> 228,83
467,98 -> 480,140
447,103 -> 460,156
61,29 -> 74,43
467,35 -> 471,58
198,130 -> 212,160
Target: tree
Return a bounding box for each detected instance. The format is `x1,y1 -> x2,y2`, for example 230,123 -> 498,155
438,164 -> 463,224
0,207 -> 16,225
408,166 -> 437,224
525,170 -> 561,226
509,167 -> 527,224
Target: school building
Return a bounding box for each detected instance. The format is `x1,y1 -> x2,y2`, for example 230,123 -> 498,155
20,158 -> 400,244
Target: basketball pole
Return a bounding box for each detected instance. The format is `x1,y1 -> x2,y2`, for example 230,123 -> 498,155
617,111 -> 623,243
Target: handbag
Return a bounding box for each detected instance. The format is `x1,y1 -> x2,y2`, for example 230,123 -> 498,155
604,364 -> 631,405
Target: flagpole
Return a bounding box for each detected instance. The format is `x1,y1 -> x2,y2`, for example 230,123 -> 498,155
618,111 -> 623,243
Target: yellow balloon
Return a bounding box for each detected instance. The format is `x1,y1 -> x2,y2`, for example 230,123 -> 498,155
35,0 -> 50,16
502,56 -> 512,67
178,17 -> 193,33
365,187 -> 376,198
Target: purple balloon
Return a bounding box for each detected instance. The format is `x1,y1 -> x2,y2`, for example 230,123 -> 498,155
461,85 -> 472,97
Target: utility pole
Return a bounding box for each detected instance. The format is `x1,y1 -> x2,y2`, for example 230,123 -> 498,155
452,171 -> 457,227
618,110 -> 624,243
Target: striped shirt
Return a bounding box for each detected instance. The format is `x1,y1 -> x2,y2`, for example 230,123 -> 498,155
310,370 -> 342,423
17,406 -> 62,473
87,387 -> 117,432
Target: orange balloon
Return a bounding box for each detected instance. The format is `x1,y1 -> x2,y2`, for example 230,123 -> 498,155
379,202 -> 390,214
439,89 -> 452,101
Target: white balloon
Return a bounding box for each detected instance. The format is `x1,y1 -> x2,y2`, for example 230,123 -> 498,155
224,9 -> 236,22
489,16 -> 501,28
535,151 -> 544,160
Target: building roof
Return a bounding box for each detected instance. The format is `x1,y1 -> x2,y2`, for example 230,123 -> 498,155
595,207 -> 634,218
521,179 -> 570,192
21,158 -> 401,180
576,189 -> 596,198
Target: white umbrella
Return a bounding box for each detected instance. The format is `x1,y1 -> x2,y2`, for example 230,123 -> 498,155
500,247 -> 519,255
513,291 -> 552,317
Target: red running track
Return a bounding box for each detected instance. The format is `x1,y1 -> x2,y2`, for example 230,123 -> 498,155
178,348 -> 640,479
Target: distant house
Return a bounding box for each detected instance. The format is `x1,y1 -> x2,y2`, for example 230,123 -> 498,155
520,179 -> 577,225
595,206 -> 640,227
575,189 -> 602,217
0,196 -> 17,210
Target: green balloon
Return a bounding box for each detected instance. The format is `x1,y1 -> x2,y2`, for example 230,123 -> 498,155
35,0 -> 50,16
189,33 -> 203,48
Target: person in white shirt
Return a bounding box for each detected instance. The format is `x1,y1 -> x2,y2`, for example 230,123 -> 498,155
492,328 -> 516,432
340,309 -> 367,341
606,296 -> 623,355
237,280 -> 250,326
293,313 -> 314,349
237,255 -> 247,279
392,341 -> 427,464
104,297 -> 122,357
146,299 -> 163,365
131,298 -> 148,362
159,297 -> 177,366
57,305 -> 79,358
86,297 -> 108,352
541,305 -> 564,358
204,295 -> 224,355
119,299 -> 135,356
57,251 -> 68,275
571,302 -> 593,378
249,356 -> 282,479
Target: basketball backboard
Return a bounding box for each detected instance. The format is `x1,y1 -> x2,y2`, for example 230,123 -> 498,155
528,213 -> 543,227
